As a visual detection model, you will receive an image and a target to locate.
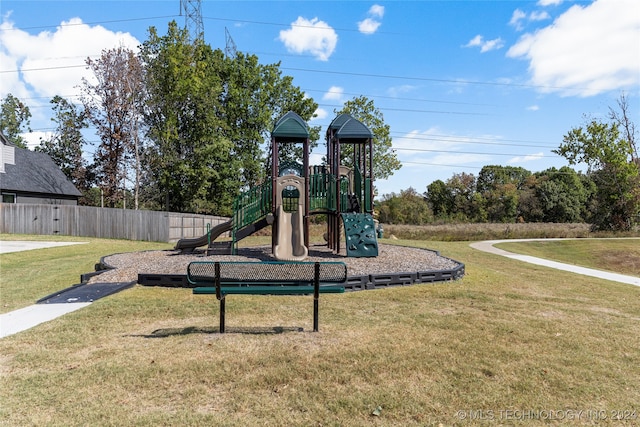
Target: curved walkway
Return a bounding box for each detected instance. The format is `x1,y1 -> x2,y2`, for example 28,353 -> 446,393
470,239 -> 640,287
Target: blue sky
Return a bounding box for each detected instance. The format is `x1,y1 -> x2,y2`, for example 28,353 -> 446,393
1,0 -> 638,197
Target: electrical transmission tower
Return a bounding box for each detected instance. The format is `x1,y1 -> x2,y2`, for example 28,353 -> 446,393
180,0 -> 204,43
225,27 -> 237,57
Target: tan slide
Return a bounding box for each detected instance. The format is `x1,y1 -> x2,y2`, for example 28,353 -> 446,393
273,175 -> 308,261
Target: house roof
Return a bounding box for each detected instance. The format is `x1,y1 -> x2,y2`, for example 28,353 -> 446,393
0,138 -> 82,197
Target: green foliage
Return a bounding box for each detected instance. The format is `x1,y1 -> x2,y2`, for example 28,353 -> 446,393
555,106 -> 640,231
214,51 -> 318,184
335,96 -> 401,181
140,22 -> 236,214
377,187 -> 433,225
0,94 -> 32,148
140,22 -> 319,215
425,180 -> 451,217
535,167 -> 591,223
476,165 -> 531,193
413,166 -> 603,226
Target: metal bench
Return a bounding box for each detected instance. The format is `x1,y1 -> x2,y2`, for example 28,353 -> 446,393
188,261 -> 347,332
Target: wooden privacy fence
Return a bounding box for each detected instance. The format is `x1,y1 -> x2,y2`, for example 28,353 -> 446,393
0,203 -> 229,243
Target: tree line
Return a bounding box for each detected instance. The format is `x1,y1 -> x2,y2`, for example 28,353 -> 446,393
1,21 -> 637,231
379,95 -> 639,231
2,22 -> 319,215
1,21 -> 401,216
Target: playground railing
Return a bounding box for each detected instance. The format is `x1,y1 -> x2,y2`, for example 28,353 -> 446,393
309,173 -> 337,212
232,181 -> 272,233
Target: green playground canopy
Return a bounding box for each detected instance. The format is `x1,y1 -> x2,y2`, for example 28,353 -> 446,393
328,113 -> 373,141
272,111 -> 309,139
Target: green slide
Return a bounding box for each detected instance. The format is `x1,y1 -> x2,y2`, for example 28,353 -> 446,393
341,213 -> 378,257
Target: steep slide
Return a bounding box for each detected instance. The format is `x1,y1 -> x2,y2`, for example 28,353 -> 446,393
273,205 -> 308,261
174,220 -> 232,253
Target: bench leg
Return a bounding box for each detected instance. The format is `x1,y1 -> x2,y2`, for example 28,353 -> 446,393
313,298 -> 319,332
219,297 -> 226,333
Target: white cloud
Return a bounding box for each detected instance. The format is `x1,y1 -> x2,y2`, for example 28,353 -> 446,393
507,152 -> 545,163
279,17 -> 337,61
0,17 -> 140,100
529,11 -> 551,21
509,9 -> 527,31
510,9 -> 550,31
358,18 -> 381,35
323,86 -> 344,101
311,108 -> 328,121
368,5 -> 385,18
358,4 -> 384,35
464,35 -> 504,53
537,0 -> 563,6
387,84 -> 418,97
527,105 -> 540,111
507,0 -> 640,96
22,131 -> 51,150
393,128 -> 494,168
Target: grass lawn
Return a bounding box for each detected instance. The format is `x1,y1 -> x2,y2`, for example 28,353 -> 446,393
1,235 -> 639,426
0,234 -> 173,314
495,238 -> 640,277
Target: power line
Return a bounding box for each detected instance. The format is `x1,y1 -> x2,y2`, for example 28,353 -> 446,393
283,67 -> 565,91
304,88 -> 495,107
0,15 -> 179,32
386,132 -> 559,148
393,147 -> 557,158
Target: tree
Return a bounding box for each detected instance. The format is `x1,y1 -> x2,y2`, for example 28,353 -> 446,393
36,96 -> 94,203
140,22 -> 235,214
476,165 -> 531,194
82,46 -> 145,208
554,96 -> 639,230
335,96 -> 402,181
476,166 -> 530,222
608,92 -> 638,163
141,22 -> 321,215
378,187 -> 432,224
446,172 -> 482,221
425,179 -> 452,218
0,94 -> 32,148
534,167 -> 590,223
213,50 -> 319,186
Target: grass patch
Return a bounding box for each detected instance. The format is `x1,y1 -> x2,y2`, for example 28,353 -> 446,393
1,236 -> 639,425
382,222 -> 640,241
496,238 -> 640,277
0,234 -> 171,313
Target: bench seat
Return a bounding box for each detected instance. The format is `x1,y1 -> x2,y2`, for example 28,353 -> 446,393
188,261 -> 347,332
193,285 -> 345,295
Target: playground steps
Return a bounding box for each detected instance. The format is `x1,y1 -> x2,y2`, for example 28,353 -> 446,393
207,241 -> 233,255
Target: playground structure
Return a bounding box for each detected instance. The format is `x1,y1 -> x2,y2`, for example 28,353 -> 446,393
175,111 -> 379,260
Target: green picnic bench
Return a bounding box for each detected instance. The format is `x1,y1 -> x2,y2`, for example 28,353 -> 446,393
188,261 -> 347,333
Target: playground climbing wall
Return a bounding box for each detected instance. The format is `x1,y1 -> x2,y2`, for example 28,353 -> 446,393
341,213 -> 378,257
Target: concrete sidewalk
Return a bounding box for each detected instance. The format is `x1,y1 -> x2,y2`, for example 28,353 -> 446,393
0,240 -> 87,254
0,240 -> 92,338
0,303 -> 91,338
470,239 -> 640,287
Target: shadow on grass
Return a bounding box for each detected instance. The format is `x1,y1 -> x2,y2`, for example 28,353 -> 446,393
127,325 -> 305,338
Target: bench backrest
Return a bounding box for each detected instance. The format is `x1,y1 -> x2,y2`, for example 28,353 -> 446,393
187,261 -> 347,285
